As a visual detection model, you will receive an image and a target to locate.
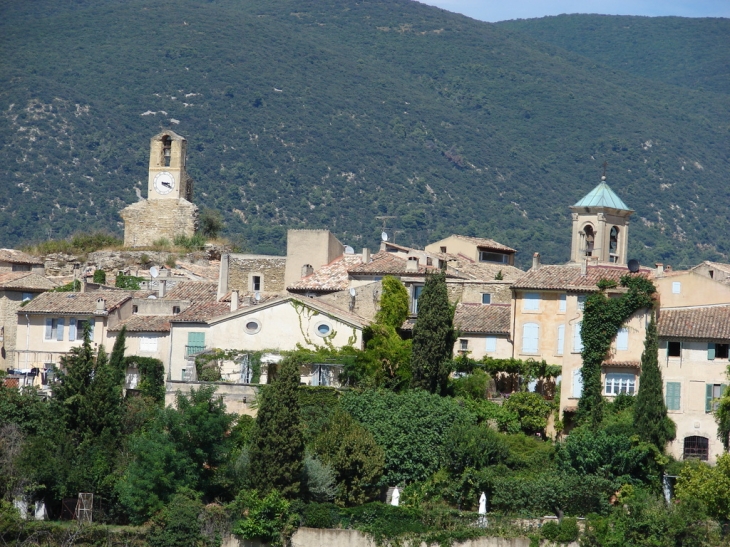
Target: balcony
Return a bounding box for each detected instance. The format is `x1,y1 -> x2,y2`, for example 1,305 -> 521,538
185,345 -> 206,357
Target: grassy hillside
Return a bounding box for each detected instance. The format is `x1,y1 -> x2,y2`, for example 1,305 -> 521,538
1,0 -> 729,267
497,15 -> 730,95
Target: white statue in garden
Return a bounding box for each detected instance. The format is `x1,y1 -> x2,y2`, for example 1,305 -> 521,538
391,487 -> 400,506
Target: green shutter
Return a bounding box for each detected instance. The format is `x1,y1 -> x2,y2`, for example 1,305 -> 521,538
188,332 -> 205,345
706,384 -> 714,413
708,343 -> 716,360
666,382 -> 681,411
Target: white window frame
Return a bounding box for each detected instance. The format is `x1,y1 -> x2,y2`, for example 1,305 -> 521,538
672,282 -> 681,294
572,322 -> 583,353
604,373 -> 636,395
523,293 -> 540,311
139,335 -> 159,352
522,323 -> 539,354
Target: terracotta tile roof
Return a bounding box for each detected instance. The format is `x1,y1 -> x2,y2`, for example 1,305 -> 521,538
603,360 -> 641,369
0,249 -> 44,265
288,254 -> 363,291
447,235 -> 516,253
401,303 -> 511,335
511,264 -> 651,291
164,282 -> 218,301
170,300 -> 231,323
109,315 -> 171,333
444,259 -> 524,282
658,306 -> 730,340
348,252 -> 463,278
0,272 -> 56,291
20,290 -> 132,315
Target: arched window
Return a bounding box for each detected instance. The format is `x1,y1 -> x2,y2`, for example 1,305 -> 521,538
609,226 -> 619,261
301,264 -> 314,277
522,323 -> 539,354
584,225 -> 595,257
162,135 -> 172,167
683,436 -> 709,461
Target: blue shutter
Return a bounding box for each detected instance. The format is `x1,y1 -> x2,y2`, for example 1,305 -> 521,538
56,318 -> 65,341
666,382 -> 681,411
707,384 -> 714,413
68,319 -> 77,342
45,318 -> 53,340
708,343 -> 716,360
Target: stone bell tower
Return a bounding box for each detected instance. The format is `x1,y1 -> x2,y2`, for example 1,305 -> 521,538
121,131 -> 198,248
569,176 -> 633,265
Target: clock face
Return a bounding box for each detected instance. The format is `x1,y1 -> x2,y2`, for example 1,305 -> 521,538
154,172 -> 175,195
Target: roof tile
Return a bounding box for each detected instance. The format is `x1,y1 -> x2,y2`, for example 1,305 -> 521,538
658,306 -> 730,340
0,272 -> 56,291
511,264 -> 650,291
288,254 -> 363,291
20,290 -> 132,315
447,235 -> 516,253
401,303 -> 510,335
109,315 -> 171,333
0,249 -> 44,265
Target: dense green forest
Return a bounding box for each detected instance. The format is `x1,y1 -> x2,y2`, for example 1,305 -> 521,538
1,0 -> 729,267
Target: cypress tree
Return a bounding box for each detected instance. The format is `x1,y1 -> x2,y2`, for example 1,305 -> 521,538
411,271 -> 456,395
633,313 -> 676,450
109,325 -> 127,385
375,276 -> 409,329
248,356 -> 304,498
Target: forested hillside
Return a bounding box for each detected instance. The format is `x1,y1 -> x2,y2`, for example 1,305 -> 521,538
1,0 -> 729,267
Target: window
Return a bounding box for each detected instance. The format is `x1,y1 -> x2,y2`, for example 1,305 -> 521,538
523,293 -> 540,311
710,270 -> 715,279
709,343 -> 729,360
172,306 -> 181,315
605,373 -> 636,395
44,318 -> 55,340
162,135 -> 172,166
139,336 -> 158,352
301,264 -> 314,277
459,339 -> 469,352
672,282 -> 681,294
479,251 -> 508,264
573,322 -> 583,353
683,436 -> 709,461
412,285 -> 424,314
485,336 -> 497,353
609,226 -> 619,262
75,318 -> 94,340
244,320 -> 261,335
252,275 -> 262,292
706,384 -> 727,413
440,246 -> 447,253
559,294 -> 566,312
522,323 -> 539,353
22,292 -> 33,302
577,295 -> 586,311
617,328 -> 629,351
572,368 -> 583,398
311,364 -> 333,387
583,225 -> 595,257
668,341 -> 681,357
481,293 -> 491,305
186,332 -> 206,356
12,264 -> 32,272
69,319 -> 77,342
557,325 -> 565,356
666,382 -> 681,411
315,322 -> 332,337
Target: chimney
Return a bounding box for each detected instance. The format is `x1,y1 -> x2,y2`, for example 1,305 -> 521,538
362,248 -> 370,264
666,265 -> 673,272
406,256 -> 419,272
532,252 -> 541,270
158,279 -> 166,298
218,253 -> 230,300
655,263 -> 664,276
96,298 -> 106,313
231,290 -> 239,312
581,259 -> 587,276
80,281 -> 87,293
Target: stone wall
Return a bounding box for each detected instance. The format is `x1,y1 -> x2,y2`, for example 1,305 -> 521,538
0,291 -> 23,370
166,380 -> 259,416
318,281 -> 382,322
120,198 -> 198,248
228,255 -> 287,294
447,281 -> 513,305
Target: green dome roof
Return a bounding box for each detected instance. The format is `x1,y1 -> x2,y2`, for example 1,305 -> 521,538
573,180 -> 631,211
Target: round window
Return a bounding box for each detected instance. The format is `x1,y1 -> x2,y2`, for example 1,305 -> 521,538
315,322 -> 332,337
244,319 -> 261,335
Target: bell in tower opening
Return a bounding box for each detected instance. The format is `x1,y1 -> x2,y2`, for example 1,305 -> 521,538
120,130 -> 198,248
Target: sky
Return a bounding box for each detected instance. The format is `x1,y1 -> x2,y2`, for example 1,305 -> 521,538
418,0 -> 730,22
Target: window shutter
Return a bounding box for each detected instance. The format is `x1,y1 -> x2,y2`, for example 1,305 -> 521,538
45,318 -> 53,340
485,336 -> 497,353
617,328 -> 629,351
522,323 -> 539,353
706,384 -> 714,413
573,322 -> 583,352
559,294 -> 566,312
666,382 -> 681,411
557,325 -> 565,356
572,368 -> 583,398
188,332 -> 206,348
708,343 -> 716,360
56,318 -> 65,341
68,319 -> 77,342
88,318 -> 95,339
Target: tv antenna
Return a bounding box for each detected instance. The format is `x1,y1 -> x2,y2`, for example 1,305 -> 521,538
375,215 -> 396,231
602,161 -> 608,179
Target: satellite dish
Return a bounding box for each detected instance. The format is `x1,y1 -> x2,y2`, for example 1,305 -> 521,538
381,231 -> 389,242
147,295 -> 157,299
349,288 -> 356,297
255,292 -> 261,302
150,266 -> 159,278
628,259 -> 640,273
344,245 -> 355,254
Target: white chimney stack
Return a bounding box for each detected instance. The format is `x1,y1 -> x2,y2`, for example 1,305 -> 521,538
362,248 -> 370,263
532,252 -> 541,270
218,254 -> 230,300
158,279 -> 166,298
96,298 -> 106,313
231,290 -> 239,312
406,256 -> 419,272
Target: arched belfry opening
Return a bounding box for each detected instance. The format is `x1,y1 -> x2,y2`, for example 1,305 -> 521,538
162,135 -> 172,167
570,175 -> 633,265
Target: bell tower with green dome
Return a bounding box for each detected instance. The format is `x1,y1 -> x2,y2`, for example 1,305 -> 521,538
569,176 -> 633,265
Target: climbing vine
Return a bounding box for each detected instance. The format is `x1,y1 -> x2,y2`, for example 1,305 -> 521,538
577,275 -> 656,428
194,349 -> 263,383
124,355 -> 165,402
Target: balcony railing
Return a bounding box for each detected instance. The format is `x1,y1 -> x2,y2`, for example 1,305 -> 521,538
185,345 -> 206,357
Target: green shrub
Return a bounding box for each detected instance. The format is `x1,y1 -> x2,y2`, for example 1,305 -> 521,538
301,502 -> 339,528
502,392 -> 554,435
232,490 -> 293,547
92,269 -> 106,284
147,490 -> 204,547
199,209 -> 225,239
174,233 -> 206,251
115,273 -> 143,290
452,369 -> 491,400
541,517 -> 579,542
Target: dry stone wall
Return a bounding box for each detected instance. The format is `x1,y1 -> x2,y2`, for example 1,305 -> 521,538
229,256 -> 287,293
120,198 -> 198,248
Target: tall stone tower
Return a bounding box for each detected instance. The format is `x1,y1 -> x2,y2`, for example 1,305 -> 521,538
569,176 -> 633,265
121,131 -> 198,247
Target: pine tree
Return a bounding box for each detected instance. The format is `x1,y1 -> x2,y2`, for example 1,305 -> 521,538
411,271 -> 456,394
633,313 -> 676,450
248,356 -> 304,498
